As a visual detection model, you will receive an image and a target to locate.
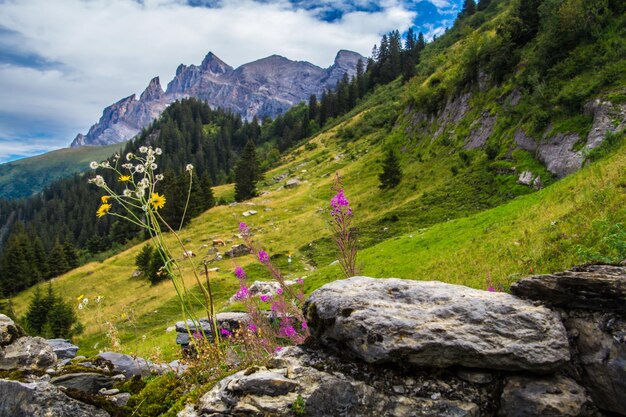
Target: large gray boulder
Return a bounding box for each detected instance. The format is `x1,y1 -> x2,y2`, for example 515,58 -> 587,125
511,264 -> 626,313
498,375 -> 596,417
0,314 -> 25,347
51,372 -> 114,394
304,277 -> 570,372
187,346 -> 480,417
0,336 -> 56,370
46,339 -> 79,360
0,379 -> 110,417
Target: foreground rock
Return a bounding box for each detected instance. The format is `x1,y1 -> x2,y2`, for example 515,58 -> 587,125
0,379 -> 110,417
0,314 -> 25,346
97,352 -> 153,377
0,336 -> 56,370
46,339 -> 79,360
51,372 -> 114,394
512,265 -> 626,415
499,375 -> 595,417
305,277 -> 569,371
511,264 -> 626,313
185,346 -> 483,417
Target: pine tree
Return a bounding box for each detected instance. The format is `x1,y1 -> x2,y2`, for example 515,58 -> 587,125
24,286 -> 49,335
199,171 -> 216,210
48,240 -> 69,278
379,148 -> 403,189
63,242 -> 79,269
234,140 -> 261,202
462,0 -> 476,17
135,244 -> 154,275
308,95 -> 318,122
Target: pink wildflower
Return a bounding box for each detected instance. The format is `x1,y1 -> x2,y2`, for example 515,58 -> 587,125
260,294 -> 270,302
276,287 -> 283,295
234,266 -> 246,280
487,287 -> 496,292
258,250 -> 269,263
295,277 -> 304,284
248,323 -> 258,332
220,328 -> 232,336
235,286 -> 250,300
301,321 -> 308,330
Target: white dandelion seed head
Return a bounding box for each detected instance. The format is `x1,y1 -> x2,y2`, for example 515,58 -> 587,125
186,164 -> 194,172
82,298 -> 89,305
78,304 -> 84,310
126,152 -> 134,161
135,165 -> 145,173
102,161 -> 110,168
139,178 -> 150,188
122,163 -> 133,170
94,175 -> 105,187
136,189 -> 146,198
155,148 -> 162,155
151,163 -> 157,170
156,174 -> 164,181
89,161 -> 99,169
147,155 -> 155,163
139,146 -> 148,154
123,189 -> 133,197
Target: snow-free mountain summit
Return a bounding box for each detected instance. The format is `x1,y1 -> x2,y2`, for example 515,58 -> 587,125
71,50 -> 364,147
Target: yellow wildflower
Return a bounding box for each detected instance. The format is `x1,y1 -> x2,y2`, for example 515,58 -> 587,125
96,203 -> 112,218
76,294 -> 84,301
119,175 -> 131,182
101,195 -> 111,203
121,312 -> 127,320
150,193 -> 166,210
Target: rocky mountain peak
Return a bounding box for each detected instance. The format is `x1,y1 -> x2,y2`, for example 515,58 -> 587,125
200,52 -> 232,75
334,50 -> 364,68
72,49 -> 365,147
139,77 -> 163,102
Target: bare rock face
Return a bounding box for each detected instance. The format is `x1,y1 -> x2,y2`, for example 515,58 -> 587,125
304,277 -> 570,372
465,112 -> 497,149
72,50 -> 364,147
0,336 -> 56,371
187,346 -> 481,417
0,314 -> 25,346
0,379 -> 110,417
510,264 -> 626,313
498,375 -> 597,417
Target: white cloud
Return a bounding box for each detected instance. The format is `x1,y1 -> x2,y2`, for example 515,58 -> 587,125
0,0 -> 426,160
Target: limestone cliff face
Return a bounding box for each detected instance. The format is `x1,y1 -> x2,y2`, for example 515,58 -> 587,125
71,50 -> 364,147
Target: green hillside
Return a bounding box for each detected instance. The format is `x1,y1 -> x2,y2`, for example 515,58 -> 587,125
8,0 -> 626,363
0,143 -> 126,199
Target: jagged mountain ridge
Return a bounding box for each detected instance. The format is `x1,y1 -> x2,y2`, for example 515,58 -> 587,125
71,50 -> 364,147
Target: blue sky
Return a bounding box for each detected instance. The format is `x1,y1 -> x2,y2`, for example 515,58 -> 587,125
0,0 -> 461,163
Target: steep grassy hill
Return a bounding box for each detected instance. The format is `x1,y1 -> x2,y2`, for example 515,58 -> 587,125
10,0 -> 626,361
0,143 -> 126,199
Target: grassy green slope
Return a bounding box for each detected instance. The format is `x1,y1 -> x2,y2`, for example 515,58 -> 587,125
0,143 -> 127,199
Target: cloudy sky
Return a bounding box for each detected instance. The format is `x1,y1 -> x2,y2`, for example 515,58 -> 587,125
0,0 -> 460,163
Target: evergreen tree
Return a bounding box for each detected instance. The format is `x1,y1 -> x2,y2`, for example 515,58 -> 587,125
147,247 -> 168,284
477,0 -> 491,11
199,171 -> 216,210
462,0 -> 476,16
48,240 -> 69,278
135,244 -> 154,275
379,148 -> 403,189
234,140 -> 261,202
308,95 -> 318,122
63,242 -> 79,269
24,286 -> 49,335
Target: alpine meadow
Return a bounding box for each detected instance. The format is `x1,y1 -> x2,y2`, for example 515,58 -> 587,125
1,0 -> 626,416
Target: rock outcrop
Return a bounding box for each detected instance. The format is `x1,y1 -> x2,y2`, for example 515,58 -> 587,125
0,379 -> 110,417
512,264 -> 626,415
71,50 -> 364,147
304,277 -> 569,371
0,336 -> 56,371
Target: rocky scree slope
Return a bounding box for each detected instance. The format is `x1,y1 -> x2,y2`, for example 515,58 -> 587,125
71,50 -> 364,147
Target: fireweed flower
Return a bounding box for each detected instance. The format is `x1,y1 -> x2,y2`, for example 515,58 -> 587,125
234,266 -> 246,280
276,287 -> 283,295
239,222 -> 249,236
235,286 -> 249,300
260,294 -> 270,302
487,287 -> 496,292
301,321 -> 308,330
258,250 -> 269,263
295,277 -> 304,284
220,328 -> 232,336
279,325 -> 297,338
248,323 -> 258,332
